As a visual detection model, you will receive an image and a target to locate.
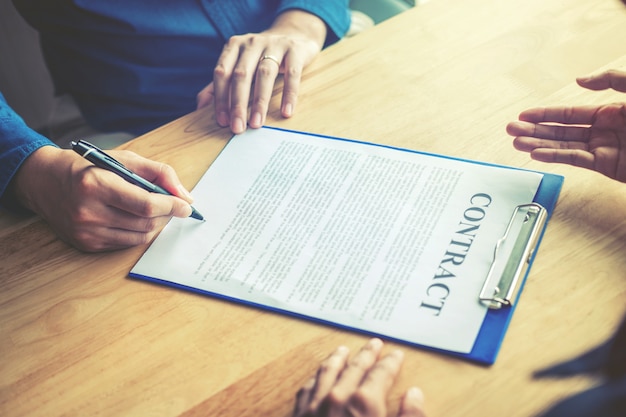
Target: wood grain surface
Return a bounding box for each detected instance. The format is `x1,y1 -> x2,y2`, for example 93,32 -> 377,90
2,0 -> 626,416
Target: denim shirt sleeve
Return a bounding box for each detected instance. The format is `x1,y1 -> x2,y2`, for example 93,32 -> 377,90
277,0 -> 351,46
0,92 -> 57,212
199,0 -> 350,46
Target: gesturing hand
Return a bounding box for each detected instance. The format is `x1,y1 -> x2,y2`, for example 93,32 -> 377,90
197,10 -> 327,134
507,70 -> 626,182
293,339 -> 426,417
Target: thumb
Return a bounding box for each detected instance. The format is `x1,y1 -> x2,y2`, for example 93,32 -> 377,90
576,70 -> 626,93
168,195 -> 194,219
398,387 -> 426,417
196,82 -> 215,110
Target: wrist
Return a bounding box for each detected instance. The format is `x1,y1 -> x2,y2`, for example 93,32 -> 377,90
11,146 -> 71,214
267,10 -> 327,49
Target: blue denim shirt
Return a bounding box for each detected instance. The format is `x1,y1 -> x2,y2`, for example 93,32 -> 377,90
13,0 -> 351,135
0,93 -> 57,212
3,1 -> 349,211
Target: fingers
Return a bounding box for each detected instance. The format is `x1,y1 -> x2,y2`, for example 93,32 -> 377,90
577,69 -> 626,93
398,387 -> 426,417
280,51 -> 303,118
525,148 -> 595,170
341,349 -> 404,417
294,339 -> 417,417
507,120 -> 595,169
359,349 -> 404,395
72,165 -> 186,222
196,82 -> 215,110
65,174 -> 191,252
307,345 -> 351,412
102,151 -> 194,221
507,122 -> 597,172
505,106 -> 601,152
212,35 -> 283,134
51,175 -> 176,252
294,377 -> 317,417
515,105 -> 601,126
65,214 -> 170,252
213,38 -> 243,129
506,72 -> 626,184
17,148 -> 192,252
229,46 -> 272,133
507,120 -> 591,143
73,152 -> 193,245
110,150 -> 194,205
250,53 -> 283,128
329,338 -> 384,403
209,28 -> 319,134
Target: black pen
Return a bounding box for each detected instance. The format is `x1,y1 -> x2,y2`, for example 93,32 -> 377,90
71,140 -> 204,221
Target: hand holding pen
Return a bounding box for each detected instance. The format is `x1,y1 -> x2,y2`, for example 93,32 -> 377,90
72,140 -> 204,220
9,143 -> 199,252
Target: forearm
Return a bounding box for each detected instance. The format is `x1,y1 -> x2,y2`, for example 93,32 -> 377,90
0,92 -> 57,212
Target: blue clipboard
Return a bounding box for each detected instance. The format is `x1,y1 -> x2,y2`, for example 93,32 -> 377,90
129,126 -> 564,365
461,173 -> 562,364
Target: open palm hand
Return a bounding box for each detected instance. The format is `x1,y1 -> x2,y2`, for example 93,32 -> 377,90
507,69 -> 626,182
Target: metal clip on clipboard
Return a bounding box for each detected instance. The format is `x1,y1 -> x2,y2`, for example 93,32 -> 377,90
480,203 -> 547,309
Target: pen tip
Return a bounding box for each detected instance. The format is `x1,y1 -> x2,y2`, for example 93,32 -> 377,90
190,207 -> 205,221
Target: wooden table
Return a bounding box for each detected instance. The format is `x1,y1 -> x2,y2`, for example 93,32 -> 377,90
2,0 -> 626,416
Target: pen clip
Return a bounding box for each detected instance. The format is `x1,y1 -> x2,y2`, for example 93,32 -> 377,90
77,140 -> 127,169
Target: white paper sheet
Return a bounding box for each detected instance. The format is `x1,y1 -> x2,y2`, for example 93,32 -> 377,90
131,127 -> 543,354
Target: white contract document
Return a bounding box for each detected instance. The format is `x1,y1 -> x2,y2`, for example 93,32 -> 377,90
131,127 -> 546,357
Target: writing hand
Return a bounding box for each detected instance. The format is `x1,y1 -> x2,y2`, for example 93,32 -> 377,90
12,146 -> 194,252
293,338 -> 426,417
196,10 -> 327,134
506,70 -> 626,182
